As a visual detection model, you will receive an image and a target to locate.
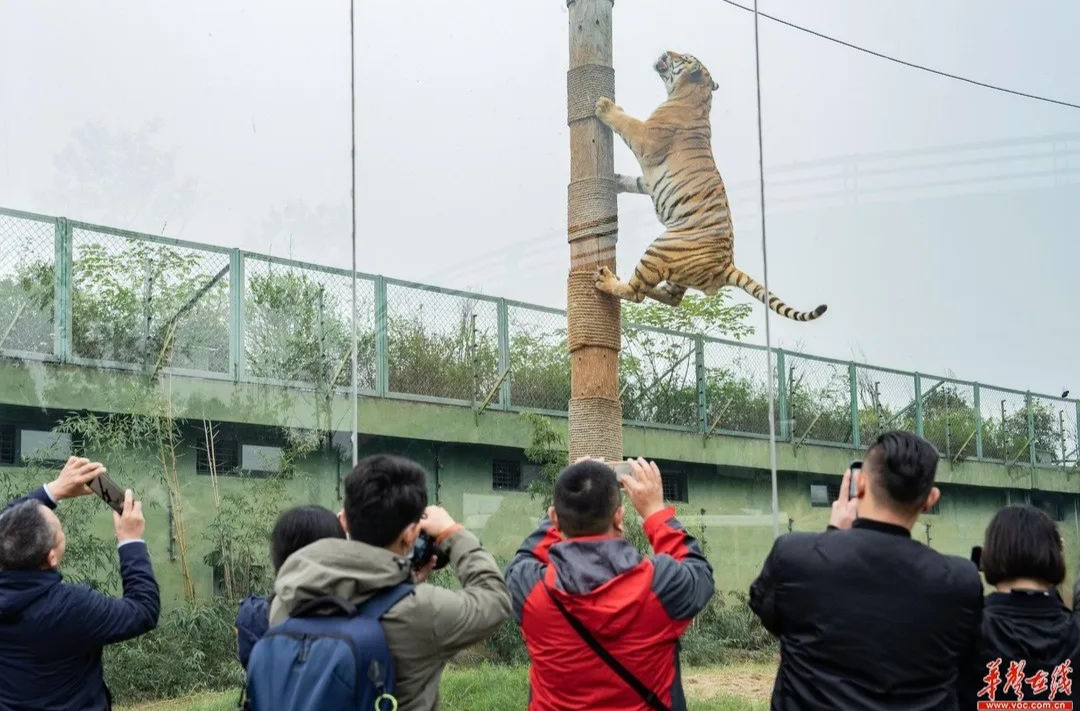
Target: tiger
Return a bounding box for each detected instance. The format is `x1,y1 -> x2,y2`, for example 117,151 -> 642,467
593,50 -> 827,322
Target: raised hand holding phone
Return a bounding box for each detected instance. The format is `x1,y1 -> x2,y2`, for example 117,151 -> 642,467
113,489 -> 145,543
615,457 -> 666,521
48,457 -> 106,501
830,467 -> 859,530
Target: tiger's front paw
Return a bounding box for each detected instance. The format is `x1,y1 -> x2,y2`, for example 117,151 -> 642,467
595,266 -> 617,291
595,97 -> 619,118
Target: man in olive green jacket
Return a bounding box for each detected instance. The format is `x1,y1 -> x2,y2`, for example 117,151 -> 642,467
269,454 -> 510,711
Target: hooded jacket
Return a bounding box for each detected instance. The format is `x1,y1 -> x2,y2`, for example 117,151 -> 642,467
269,528 -> 511,711
0,487 -> 160,711
504,507 -> 715,711
959,590 -> 1080,707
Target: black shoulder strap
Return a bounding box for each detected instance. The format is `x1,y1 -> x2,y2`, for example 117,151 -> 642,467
544,586 -> 670,711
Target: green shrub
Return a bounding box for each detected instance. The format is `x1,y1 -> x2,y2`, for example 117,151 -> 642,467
104,600 -> 243,705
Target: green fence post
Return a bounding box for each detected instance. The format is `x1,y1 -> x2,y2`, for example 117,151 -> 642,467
1075,400 -> 1080,466
974,383 -> 984,459
53,217 -> 72,363
1027,392 -> 1037,468
228,249 -> 244,381
375,276 -> 388,397
849,362 -> 861,449
694,335 -> 706,434
497,298 -> 510,411
914,372 -> 924,438
776,349 -> 789,441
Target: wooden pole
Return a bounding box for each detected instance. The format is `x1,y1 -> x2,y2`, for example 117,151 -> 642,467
566,0 -> 622,462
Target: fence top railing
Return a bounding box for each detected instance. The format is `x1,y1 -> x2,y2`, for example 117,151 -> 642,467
0,204 -> 1077,411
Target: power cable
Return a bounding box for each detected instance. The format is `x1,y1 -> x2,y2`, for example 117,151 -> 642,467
718,0 -> 1080,111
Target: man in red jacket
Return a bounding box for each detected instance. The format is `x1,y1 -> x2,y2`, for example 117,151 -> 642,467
506,457 -> 714,711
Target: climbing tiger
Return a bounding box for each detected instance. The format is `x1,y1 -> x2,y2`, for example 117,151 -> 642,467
593,50 -> 827,322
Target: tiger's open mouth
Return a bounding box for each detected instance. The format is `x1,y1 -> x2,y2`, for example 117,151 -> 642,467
654,54 -> 670,74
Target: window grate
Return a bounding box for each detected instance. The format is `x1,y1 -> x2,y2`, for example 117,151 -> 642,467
661,472 -> 688,503
0,425 -> 14,465
492,460 -> 521,490
196,431 -> 239,475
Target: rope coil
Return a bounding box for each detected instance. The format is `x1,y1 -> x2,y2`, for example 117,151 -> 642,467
566,271 -> 621,352
567,178 -> 617,244
568,397 -> 623,463
567,65 -> 616,124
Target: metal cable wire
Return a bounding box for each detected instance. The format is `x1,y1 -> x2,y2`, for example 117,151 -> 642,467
750,0 -> 782,540
720,0 -> 1080,112
350,0 -> 359,468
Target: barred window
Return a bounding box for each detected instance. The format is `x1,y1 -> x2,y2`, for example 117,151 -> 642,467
661,471 -> 688,503
0,425 -> 14,465
492,460 -> 521,490
196,431 -> 239,475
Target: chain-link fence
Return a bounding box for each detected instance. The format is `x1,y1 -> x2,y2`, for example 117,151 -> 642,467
855,366 -> 917,447
979,387 -> 1031,463
4,205 -> 1080,472
919,377 -> 978,460
703,340 -> 772,437
620,324 -> 697,429
244,256 -> 374,390
785,355 -> 853,445
70,223 -> 231,373
507,304 -> 568,412
385,282 -> 500,404
1031,395 -> 1078,468
0,211 -> 55,357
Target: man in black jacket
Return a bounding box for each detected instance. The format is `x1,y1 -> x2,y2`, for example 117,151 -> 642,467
750,431 -> 983,711
0,457 -> 160,711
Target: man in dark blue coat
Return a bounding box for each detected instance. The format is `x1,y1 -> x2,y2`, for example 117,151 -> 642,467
0,457 -> 160,711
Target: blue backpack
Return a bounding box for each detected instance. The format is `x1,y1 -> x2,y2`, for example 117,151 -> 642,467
245,584 -> 414,711
235,595 -> 270,670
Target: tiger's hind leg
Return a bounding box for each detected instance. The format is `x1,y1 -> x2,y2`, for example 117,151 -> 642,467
594,259 -> 666,304
644,282 -> 687,307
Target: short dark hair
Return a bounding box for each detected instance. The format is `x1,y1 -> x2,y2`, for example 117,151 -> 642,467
0,501 -> 55,571
270,505 -> 345,570
343,454 -> 428,547
864,430 -> 939,512
553,460 -> 621,537
981,505 -> 1065,586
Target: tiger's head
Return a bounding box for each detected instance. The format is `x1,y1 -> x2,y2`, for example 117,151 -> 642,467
655,51 -> 719,96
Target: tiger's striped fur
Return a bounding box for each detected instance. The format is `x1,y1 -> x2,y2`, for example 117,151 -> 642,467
593,51 -> 827,323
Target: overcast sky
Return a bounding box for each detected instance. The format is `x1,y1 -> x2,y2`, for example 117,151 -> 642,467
2,0 -> 1078,400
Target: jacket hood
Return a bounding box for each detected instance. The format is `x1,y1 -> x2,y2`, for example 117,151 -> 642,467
546,537 -> 648,637
0,571 -> 61,620
274,538 -> 413,615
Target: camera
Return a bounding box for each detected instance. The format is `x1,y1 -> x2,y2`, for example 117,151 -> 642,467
410,532 -> 450,571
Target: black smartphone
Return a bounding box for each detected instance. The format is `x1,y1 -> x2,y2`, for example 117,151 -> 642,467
88,473 -> 126,514
848,461 -> 862,499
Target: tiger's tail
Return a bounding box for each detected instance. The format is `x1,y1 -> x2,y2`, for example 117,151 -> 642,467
723,267 -> 827,322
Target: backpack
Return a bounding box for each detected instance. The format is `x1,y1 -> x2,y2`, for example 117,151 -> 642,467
235,595 -> 270,670
245,583 -> 414,711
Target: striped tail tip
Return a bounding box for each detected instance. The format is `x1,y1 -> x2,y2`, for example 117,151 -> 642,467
806,304 -> 828,321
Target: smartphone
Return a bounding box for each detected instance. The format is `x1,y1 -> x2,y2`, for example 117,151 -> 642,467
88,473 -> 126,514
848,461 -> 862,499
612,461 -> 633,478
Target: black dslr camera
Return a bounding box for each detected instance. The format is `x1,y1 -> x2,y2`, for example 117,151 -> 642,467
410,533 -> 450,571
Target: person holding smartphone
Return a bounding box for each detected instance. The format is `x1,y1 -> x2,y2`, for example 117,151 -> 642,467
0,457 -> 160,711
505,456 -> 715,711
749,431 -> 982,711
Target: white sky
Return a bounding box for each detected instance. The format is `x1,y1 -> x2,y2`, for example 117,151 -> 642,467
1,0 -> 1078,397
